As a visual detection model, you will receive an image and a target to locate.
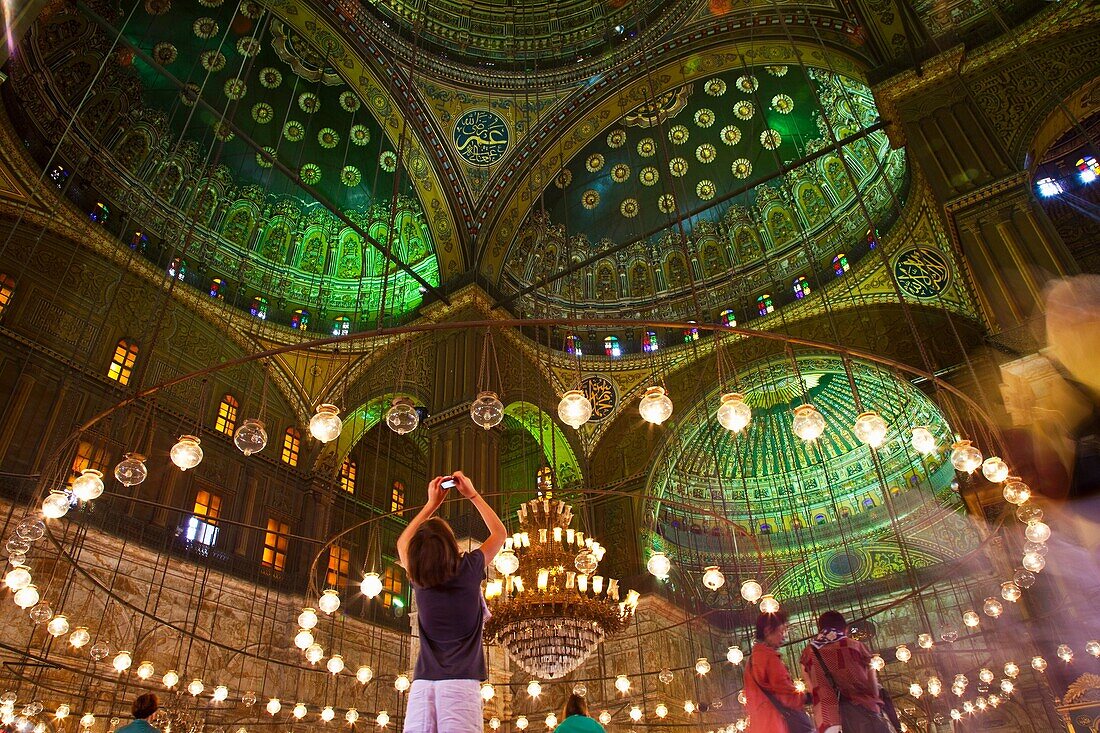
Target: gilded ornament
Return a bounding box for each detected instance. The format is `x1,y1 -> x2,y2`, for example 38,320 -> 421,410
721,125 -> 742,145
731,158 -> 752,178
639,167 -> 659,186
696,180 -> 716,200
734,101 -> 755,120
259,67 -> 283,89
251,103 -> 274,124
283,120 -> 305,142
637,138 -> 656,157
340,166 -> 362,187
236,37 -> 261,57
193,17 -> 219,39
705,78 -> 727,96
771,94 -> 795,114
200,50 -> 226,72
379,151 -> 397,173
736,75 -> 759,92
620,199 -> 639,218
611,163 -> 631,183
669,125 -> 689,144
299,163 -> 321,185
694,109 -> 715,128
339,92 -> 361,112
696,144 -> 716,163
585,153 -> 605,173
349,124 -> 371,146
581,190 -> 600,209
554,168 -> 573,189
223,79 -> 246,100
152,42 -> 177,66
298,92 -> 321,114
668,157 -> 688,177
256,146 -> 276,168
317,128 -> 340,149
606,129 -> 627,148
760,129 -> 782,149
658,193 -> 677,214
766,65 -> 788,76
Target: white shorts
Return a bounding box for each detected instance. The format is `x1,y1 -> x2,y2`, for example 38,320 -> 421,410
403,678 -> 482,733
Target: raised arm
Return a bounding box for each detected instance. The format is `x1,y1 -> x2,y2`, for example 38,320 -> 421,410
453,470 -> 507,564
396,476 -> 445,569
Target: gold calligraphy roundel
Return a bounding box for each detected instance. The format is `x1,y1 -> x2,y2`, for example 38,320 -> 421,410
580,375 -> 616,422
892,247 -> 951,299
453,109 -> 510,167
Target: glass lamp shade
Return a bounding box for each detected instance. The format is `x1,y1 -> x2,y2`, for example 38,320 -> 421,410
694,657 -> 711,675
345,709 -> 359,725
918,633 -> 934,649
515,716 -> 528,730
377,711 -> 390,727
309,404 -> 343,443
162,670 -> 179,688
212,685 -> 229,703
895,645 -> 912,663
573,682 -> 587,697
614,675 -> 631,693
1001,581 -> 1023,602
266,698 -> 281,716
647,552 -> 671,580
869,655 -> 885,671
234,419 -> 268,455
740,579 -> 763,603
527,680 -> 541,697
356,665 -> 373,684
293,629 -> 314,650
685,700 -> 696,714
1031,656 -> 1047,672
361,572 -> 384,598
658,668 -> 674,685
29,602 -> 53,624
297,607 -> 319,630
112,651 -> 132,672
318,589 -> 341,614
701,565 -> 725,591
480,683 -> 495,701
655,704 -> 668,719
71,469 -> 105,501
979,668 -> 995,683
927,678 -> 942,696
558,389 -> 593,429
489,717 -> 501,730
1084,639 -> 1100,658
598,711 -> 612,725
136,661 -> 155,680
114,453 -> 148,486
292,703 -> 307,720
13,584 -> 39,609
962,611 -> 980,628
950,440 -> 983,473
386,398 -> 420,435
726,646 -> 744,665
574,549 -> 598,575
42,490 -> 70,519
80,714 -> 95,729
629,706 -> 643,722
981,457 -> 1009,483
493,549 -> 519,576
394,674 -> 411,692
910,426 -> 937,455
909,683 -> 923,698
544,714 -> 558,728
16,518 -> 45,542
46,614 -> 70,637
759,595 -> 780,614
4,566 -> 31,591
55,705 -> 69,719
791,404 -> 825,441
983,597 -> 1004,617
853,410 -> 888,447
1002,477 -> 1031,505
321,706 -> 336,722
69,627 -> 91,648
187,679 -> 205,697
470,391 -> 504,430
305,643 -> 324,665
1004,661 -> 1020,678
170,435 -> 203,471
1021,551 -> 1046,572
639,386 -> 674,425
716,392 -> 752,433
1024,521 -> 1051,543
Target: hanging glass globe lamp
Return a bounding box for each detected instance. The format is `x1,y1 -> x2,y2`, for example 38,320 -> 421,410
345,708 -> 359,725
309,404 -> 342,442
46,614 -> 69,637
983,597 -> 1004,617
305,643 -> 324,665
170,436 -> 203,471
558,389 -> 593,429
480,683 -> 494,701
321,707 -> 335,722
1001,581 -> 1022,602
71,469 -> 105,501
910,426 -> 937,455
694,657 -> 711,675
69,627 -> 91,648
326,655 -> 344,675
293,629 -> 314,650
265,698 -> 281,716
493,549 -> 519,576
981,457 -> 1009,483
701,566 -> 725,591
759,594 -> 780,613
318,589 -> 341,614
356,666 -> 373,684
716,392 -> 751,433
292,703 -> 307,720
135,661 -> 154,680
360,572 -> 384,598
1021,551 -> 1046,572
726,646 -> 744,665
113,453 -> 148,486
895,644 -> 912,662
1024,520 -> 1051,543
791,404 -> 825,441
234,419 -> 268,455
212,685 -> 229,703
161,670 -> 179,688
386,397 -> 420,435
470,391 -> 504,430
4,565 -> 31,591
13,584 -> 39,609
112,651 -> 132,672
297,607 -> 319,630
187,679 -> 204,696
740,579 -> 763,603
647,552 -> 671,580
950,440 -> 982,473
639,386 -> 673,425
42,490 -> 70,519
853,410 -> 888,447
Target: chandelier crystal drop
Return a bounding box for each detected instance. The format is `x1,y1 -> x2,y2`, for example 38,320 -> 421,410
853,410 -> 889,447
1002,477 -> 1031,505
557,389 -> 593,429
791,404 -> 825,441
309,404 -> 342,443
981,456 -> 1009,483
361,572 -> 384,598
701,565 -> 725,590
71,469 -> 105,501
42,490 -> 70,519
639,386 -> 674,425
740,579 -> 763,603
114,452 -> 148,486
233,419 -> 268,455
46,614 -> 69,637
727,646 -> 744,665
394,674 -> 410,692
950,440 -> 983,473
386,397 -> 420,435
356,665 -> 373,684
647,552 -> 671,580
170,435 -> 203,471
716,392 -> 752,433
318,589 -> 341,614
298,607 -> 319,630
493,549 -> 519,576
470,391 -> 504,430
910,426 -> 937,455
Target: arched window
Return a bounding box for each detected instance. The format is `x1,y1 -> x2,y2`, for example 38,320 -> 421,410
262,518 -> 290,572
281,428 -> 301,466
756,295 -> 773,316
291,309 -> 310,331
382,565 -> 404,609
813,513 -> 827,525
0,274 -> 15,316
209,278 -> 224,298
642,331 -> 659,353
833,254 -> 849,276
565,334 -> 582,356
759,522 -> 772,535
603,336 -> 621,358
1078,156 -> 1099,184
840,507 -> 851,518
250,296 -> 268,320
340,458 -> 356,493
214,394 -> 238,435
862,497 -> 876,510
536,466 -> 554,498
332,316 -> 351,336
67,440 -> 110,487
326,545 -> 350,588
866,228 -> 880,248
186,489 -> 222,546
90,201 -> 109,223
719,309 -> 737,327
108,339 -> 139,385
793,276 -> 811,299
684,321 -> 699,342
167,258 -> 186,280
391,481 -> 405,513
129,231 -> 146,250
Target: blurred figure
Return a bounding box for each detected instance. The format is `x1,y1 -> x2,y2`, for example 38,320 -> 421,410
800,611 -> 891,733
745,611 -> 814,732
553,693 -> 605,732
116,694 -> 160,732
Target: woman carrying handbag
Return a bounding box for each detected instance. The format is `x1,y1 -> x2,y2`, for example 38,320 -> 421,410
745,611 -> 815,733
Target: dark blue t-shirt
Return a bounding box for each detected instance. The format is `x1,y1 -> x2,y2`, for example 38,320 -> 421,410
413,548 -> 486,681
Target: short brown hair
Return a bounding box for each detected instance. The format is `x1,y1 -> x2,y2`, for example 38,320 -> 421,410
755,609 -> 790,641
818,611 -> 847,632
563,693 -> 588,719
132,693 -> 158,719
406,517 -> 461,588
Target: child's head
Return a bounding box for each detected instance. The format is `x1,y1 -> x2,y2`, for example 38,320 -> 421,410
407,517 -> 461,588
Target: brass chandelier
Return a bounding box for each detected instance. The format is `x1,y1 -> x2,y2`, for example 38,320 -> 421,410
484,497 -> 638,679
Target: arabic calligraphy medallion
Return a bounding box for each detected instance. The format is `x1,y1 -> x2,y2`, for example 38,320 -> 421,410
893,247 -> 951,299
453,109 -> 509,167
580,375 -> 616,422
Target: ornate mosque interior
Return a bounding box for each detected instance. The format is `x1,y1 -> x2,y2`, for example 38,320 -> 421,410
0,0 -> 1097,731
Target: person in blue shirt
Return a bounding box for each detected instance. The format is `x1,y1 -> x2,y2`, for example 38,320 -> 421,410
553,693 -> 605,732
115,693 -> 160,732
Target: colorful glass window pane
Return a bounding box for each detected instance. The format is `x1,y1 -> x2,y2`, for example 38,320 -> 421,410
209,278 -> 224,298
604,336 -> 621,357
719,309 -> 737,327
833,254 -> 849,276
793,276 -> 810,299
756,295 -> 773,316
1078,156 -> 1099,184
684,321 -> 699,342
281,428 -> 300,466
291,309 -> 309,330
340,458 -> 356,493
108,339 -> 139,385
250,296 -> 268,320
262,518 -> 290,571
215,395 -> 238,435
332,316 -> 351,336
642,331 -> 659,353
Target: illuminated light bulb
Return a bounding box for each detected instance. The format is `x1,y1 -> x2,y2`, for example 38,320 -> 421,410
792,404 -> 825,441
695,657 -> 711,675
717,392 -> 752,433
989,694 -> 1001,707
598,711 -> 611,725
42,490 -> 71,519
114,452 -> 148,486
909,683 -> 923,698
327,655 -> 345,675
741,579 -> 763,603
983,597 -> 1004,618
80,713 -> 95,729
345,709 -> 359,725
212,685 -> 229,703
629,705 -> 642,722
927,677 -> 942,696
377,710 -> 390,727
911,427 -> 936,454
853,410 -> 889,447
895,645 -> 911,663
489,717 -> 501,730
950,709 -> 962,721
1000,679 -> 1014,693
918,633 -> 934,649
294,629 -> 314,650
470,391 -> 504,430
493,549 -> 519,576
1086,640 -> 1100,657
394,674 -> 411,692
305,643 -> 324,665
647,552 -> 671,580
13,584 -> 39,609
55,705 -> 69,719
169,436 -> 203,471
981,457 -> 1009,483
963,701 -> 975,714
573,682 -> 587,697
112,650 -> 132,672
386,397 -> 420,435
684,700 -> 696,714
639,386 -> 674,425
135,661 -> 154,680
1003,478 -> 1031,505
515,715 -> 528,730
950,440 -> 983,473
1013,567 -> 1037,588
356,665 -> 373,684
544,713 -> 557,729
1004,662 -> 1020,678
1001,581 -> 1022,602
978,668 -> 995,684
480,683 -> 494,701
321,706 -> 335,722
702,565 -> 725,590
4,566 -> 31,591
759,594 -> 780,614
162,670 -> 179,688
266,698 -> 281,716
187,679 -> 204,696
1024,521 -> 1051,544
615,675 -> 630,693
293,703 -> 307,720
42,613 -> 68,638
527,680 -> 542,698
1031,655 -> 1048,671
318,589 -> 341,614
1022,551 -> 1046,573
557,389 -> 593,429
233,419 -> 267,455
794,679 -> 806,693
574,550 -> 598,575
309,404 -> 342,442
963,611 -> 980,628
727,646 -> 744,665
72,468 -> 106,501
976,696 -> 987,710
298,607 -> 319,630
1057,644 -> 1074,662
360,572 -> 384,599
655,703 -> 668,719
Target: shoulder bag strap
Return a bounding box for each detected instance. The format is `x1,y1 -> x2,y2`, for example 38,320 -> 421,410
749,655 -> 795,712
811,645 -> 845,702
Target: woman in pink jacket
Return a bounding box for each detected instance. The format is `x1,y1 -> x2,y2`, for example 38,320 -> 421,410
745,611 -> 812,732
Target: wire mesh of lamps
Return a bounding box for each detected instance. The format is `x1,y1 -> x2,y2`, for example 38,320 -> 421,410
483,497 -> 639,679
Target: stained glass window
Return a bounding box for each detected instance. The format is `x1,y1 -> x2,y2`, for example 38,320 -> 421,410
49,165 -> 68,188
756,295 -> 773,316
793,276 -> 810,299
603,336 -> 621,357
326,545 -> 350,588
565,335 -> 582,356
1036,177 -> 1062,197
684,321 -> 699,342
866,228 -> 880,248
340,458 -> 356,493
332,316 -> 351,336
814,513 -> 827,525
130,231 -> 146,250
215,395 -> 238,435
281,428 -> 301,466
391,481 -> 405,513
108,339 -> 139,385
209,278 -> 224,298
168,258 -> 186,280
291,309 -> 309,330
90,201 -> 109,223
862,497 -> 876,510
642,331 -> 659,353
833,254 -> 849,276
1078,156 -> 1099,184
186,489 -> 221,546
382,565 -> 404,608
719,309 -> 737,327
0,274 -> 14,316
250,296 -> 268,320
262,518 -> 290,571
536,466 -> 554,498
